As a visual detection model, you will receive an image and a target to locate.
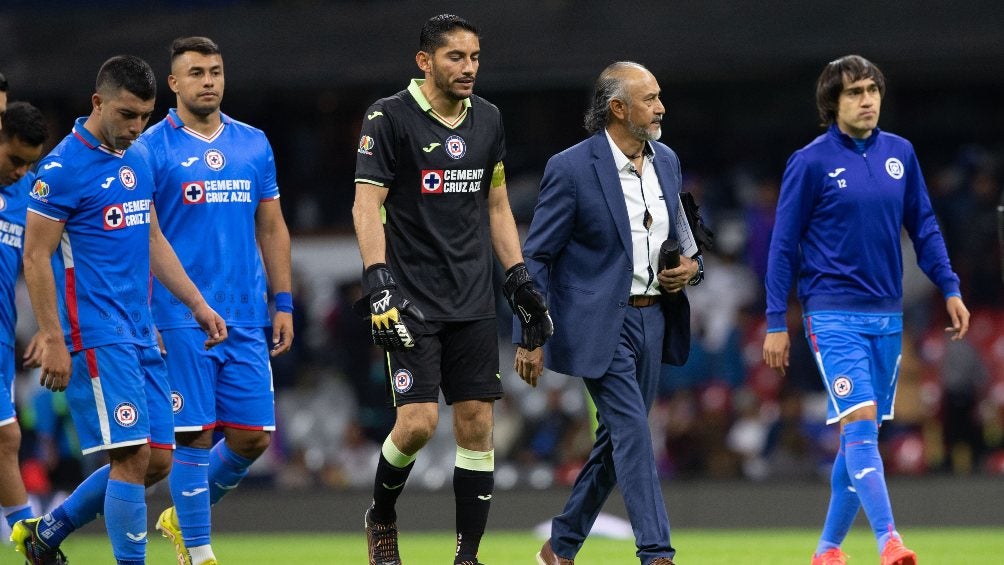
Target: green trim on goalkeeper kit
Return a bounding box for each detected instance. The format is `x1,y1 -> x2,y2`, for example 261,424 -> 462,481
455,446 -> 495,472
382,435 -> 416,468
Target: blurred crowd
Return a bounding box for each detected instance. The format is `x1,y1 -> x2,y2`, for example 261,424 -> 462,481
9,143 -> 1002,500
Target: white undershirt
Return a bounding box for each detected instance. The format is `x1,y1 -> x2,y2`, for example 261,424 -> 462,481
605,130 -> 670,296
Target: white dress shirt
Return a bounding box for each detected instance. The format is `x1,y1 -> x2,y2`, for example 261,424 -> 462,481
605,130 -> 670,296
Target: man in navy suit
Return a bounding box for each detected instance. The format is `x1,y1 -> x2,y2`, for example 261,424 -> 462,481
516,62 -> 700,565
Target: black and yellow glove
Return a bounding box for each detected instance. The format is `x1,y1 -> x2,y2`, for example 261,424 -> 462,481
356,264 -> 425,351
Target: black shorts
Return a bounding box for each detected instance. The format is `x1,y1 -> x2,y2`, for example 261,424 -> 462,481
385,318 -> 502,406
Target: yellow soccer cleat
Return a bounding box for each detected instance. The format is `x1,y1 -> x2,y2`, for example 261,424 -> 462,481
10,517 -> 69,565
156,506 -> 191,565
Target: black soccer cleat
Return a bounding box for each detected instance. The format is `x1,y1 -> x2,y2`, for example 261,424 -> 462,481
364,504 -> 402,565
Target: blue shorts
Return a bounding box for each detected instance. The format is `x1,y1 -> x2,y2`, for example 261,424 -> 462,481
804,312 -> 903,425
160,326 -> 275,432
1,344 -> 15,427
67,343 -> 174,455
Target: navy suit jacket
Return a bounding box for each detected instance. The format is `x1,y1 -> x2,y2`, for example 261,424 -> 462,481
522,131 -> 691,378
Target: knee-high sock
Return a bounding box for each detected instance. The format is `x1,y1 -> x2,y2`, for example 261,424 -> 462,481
843,419 -> 898,551
453,446 -> 493,564
35,464 -> 111,548
207,440 -> 254,506
3,503 -> 33,528
104,479 -> 146,564
816,434 -> 860,555
370,435 -> 416,524
170,446 -> 211,547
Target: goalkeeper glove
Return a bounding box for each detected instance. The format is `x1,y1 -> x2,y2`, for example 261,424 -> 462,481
356,264 -> 425,351
503,262 -> 553,350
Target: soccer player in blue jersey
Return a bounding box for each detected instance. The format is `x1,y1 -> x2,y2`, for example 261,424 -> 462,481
13,55 -> 227,565
139,37 -> 293,565
762,55 -> 970,565
0,101 -> 47,537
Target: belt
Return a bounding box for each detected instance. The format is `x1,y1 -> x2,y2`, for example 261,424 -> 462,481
628,295 -> 660,307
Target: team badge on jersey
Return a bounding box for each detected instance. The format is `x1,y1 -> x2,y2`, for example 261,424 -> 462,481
358,135 -> 375,156
421,170 -> 445,194
445,135 -> 466,159
885,158 -> 904,180
114,402 -> 139,427
393,369 -> 414,394
103,204 -> 127,230
182,181 -> 207,205
204,148 -> 226,171
30,179 -> 50,200
119,166 -> 137,189
171,391 -> 184,414
0,195 -> 5,211
832,376 -> 853,397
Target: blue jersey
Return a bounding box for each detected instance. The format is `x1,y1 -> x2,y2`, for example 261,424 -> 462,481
765,124 -> 960,330
0,172 -> 32,347
28,118 -> 157,351
139,108 -> 279,329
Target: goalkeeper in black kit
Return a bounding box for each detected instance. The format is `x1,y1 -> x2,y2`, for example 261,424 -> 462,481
351,13 -> 552,565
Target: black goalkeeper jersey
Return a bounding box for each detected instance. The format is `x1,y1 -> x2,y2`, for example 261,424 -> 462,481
355,80 -> 506,321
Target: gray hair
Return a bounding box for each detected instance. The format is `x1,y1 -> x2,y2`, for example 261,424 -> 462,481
583,61 -> 648,133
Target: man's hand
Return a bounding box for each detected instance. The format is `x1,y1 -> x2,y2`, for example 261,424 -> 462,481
503,263 -> 553,349
762,331 -> 791,377
192,303 -> 228,350
514,346 -> 544,387
36,332 -> 72,392
358,264 -> 425,351
945,295 -> 970,341
657,255 -> 698,293
270,311 -> 294,356
22,331 -> 45,368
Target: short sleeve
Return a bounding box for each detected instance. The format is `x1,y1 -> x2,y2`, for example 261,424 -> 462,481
354,102 -> 397,187
27,156 -> 78,222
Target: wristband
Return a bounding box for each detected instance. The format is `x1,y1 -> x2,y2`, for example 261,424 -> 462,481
274,292 -> 294,313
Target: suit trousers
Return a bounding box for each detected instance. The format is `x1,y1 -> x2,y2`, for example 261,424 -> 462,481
550,304 -> 674,563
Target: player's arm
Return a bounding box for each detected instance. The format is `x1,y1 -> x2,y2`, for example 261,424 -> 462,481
148,205 -> 227,349
352,182 -> 389,268
22,212 -> 72,391
489,161 -> 553,359
255,198 -> 294,356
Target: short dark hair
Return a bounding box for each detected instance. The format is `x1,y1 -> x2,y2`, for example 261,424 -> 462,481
0,72 -> 8,93
0,101 -> 47,147
170,36 -> 221,63
419,14 -> 479,53
95,55 -> 156,101
583,61 -> 648,134
815,55 -> 886,126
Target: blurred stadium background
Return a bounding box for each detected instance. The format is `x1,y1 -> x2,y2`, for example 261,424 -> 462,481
2,0 -> 1003,539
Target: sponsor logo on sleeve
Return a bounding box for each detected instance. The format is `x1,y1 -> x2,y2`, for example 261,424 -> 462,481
358,135 -> 375,156
30,179 -> 50,200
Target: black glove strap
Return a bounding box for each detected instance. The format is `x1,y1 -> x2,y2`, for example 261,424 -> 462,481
503,262 -> 531,300
363,263 -> 397,293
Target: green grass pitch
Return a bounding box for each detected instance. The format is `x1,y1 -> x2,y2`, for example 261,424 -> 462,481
18,527 -> 1002,564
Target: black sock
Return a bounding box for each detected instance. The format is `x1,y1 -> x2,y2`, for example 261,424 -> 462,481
454,467 -> 493,563
371,454 -> 414,524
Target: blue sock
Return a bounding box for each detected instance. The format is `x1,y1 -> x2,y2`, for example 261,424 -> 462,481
35,464 -> 111,548
843,419 -> 896,552
816,434 -> 860,555
170,446 -> 211,547
208,440 -> 254,505
3,503 -> 33,528
104,479 -> 146,563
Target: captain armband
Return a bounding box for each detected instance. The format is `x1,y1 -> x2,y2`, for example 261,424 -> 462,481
491,161 -> 506,189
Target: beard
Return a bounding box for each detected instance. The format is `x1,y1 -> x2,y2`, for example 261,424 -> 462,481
627,117 -> 661,142
432,68 -> 472,101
